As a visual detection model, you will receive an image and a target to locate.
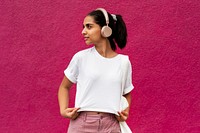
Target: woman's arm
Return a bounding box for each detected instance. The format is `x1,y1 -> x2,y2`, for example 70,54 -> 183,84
58,76 -> 79,119
123,92 -> 131,112
116,92 -> 132,122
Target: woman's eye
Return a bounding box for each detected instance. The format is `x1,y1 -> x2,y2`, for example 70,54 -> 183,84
86,24 -> 92,29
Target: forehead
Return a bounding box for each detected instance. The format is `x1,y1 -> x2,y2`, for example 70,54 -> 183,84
83,16 -> 96,25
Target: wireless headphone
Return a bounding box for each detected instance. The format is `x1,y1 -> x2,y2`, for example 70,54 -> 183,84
96,8 -> 112,38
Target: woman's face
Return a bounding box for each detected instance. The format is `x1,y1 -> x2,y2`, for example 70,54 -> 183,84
82,15 -> 103,45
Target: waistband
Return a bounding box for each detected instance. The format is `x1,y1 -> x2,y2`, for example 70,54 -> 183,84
81,111 -> 111,115
78,111 -> 115,119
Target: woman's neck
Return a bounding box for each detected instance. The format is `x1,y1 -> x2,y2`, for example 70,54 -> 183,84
94,39 -> 117,58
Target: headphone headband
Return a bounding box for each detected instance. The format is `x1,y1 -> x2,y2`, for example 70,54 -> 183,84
95,8 -> 112,37
96,8 -> 109,25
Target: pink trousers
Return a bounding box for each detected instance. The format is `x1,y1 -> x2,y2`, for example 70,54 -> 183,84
67,112 -> 121,133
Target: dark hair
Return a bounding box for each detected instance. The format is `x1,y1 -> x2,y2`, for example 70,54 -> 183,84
87,10 -> 127,51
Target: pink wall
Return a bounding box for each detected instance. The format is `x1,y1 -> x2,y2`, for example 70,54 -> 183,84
0,0 -> 200,133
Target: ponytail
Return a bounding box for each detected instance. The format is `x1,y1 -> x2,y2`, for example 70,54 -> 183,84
114,15 -> 127,49
108,14 -> 127,51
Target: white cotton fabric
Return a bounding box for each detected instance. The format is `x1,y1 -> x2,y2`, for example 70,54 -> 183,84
64,46 -> 134,115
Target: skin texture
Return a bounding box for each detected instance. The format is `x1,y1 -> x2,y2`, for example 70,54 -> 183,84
82,16 -> 103,45
58,15 -> 131,121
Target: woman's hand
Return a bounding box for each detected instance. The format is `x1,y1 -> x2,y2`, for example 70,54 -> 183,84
60,107 -> 80,120
115,108 -> 129,122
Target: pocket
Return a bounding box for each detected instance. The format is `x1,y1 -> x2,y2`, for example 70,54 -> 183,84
83,116 -> 100,132
69,116 -> 83,129
85,116 -> 100,123
99,116 -> 121,132
111,118 -> 121,132
111,126 -> 121,133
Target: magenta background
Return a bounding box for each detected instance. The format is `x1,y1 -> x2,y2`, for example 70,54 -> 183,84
0,0 -> 200,133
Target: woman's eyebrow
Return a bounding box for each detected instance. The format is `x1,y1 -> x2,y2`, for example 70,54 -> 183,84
83,23 -> 94,27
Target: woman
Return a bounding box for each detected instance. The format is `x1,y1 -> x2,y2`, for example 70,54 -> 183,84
58,8 -> 134,133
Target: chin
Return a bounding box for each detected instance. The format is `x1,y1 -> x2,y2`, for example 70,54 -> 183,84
86,44 -> 93,46
85,42 -> 93,45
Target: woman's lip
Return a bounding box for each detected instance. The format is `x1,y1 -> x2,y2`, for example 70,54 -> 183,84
84,37 -> 89,40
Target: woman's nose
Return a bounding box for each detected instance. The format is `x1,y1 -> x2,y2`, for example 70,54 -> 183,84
81,28 -> 86,35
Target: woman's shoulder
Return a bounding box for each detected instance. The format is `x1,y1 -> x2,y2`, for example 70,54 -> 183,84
119,54 -> 130,61
74,47 -> 94,57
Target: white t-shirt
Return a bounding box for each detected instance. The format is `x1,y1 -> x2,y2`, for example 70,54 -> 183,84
64,46 -> 134,115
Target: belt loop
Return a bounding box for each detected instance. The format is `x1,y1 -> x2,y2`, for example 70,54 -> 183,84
110,113 -> 114,120
100,114 -> 103,119
84,112 -> 87,121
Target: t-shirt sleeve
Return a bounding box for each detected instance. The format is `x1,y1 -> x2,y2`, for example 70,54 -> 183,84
123,58 -> 134,95
64,53 -> 79,83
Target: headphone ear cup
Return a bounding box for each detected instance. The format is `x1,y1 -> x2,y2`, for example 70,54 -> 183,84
101,26 -> 112,37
